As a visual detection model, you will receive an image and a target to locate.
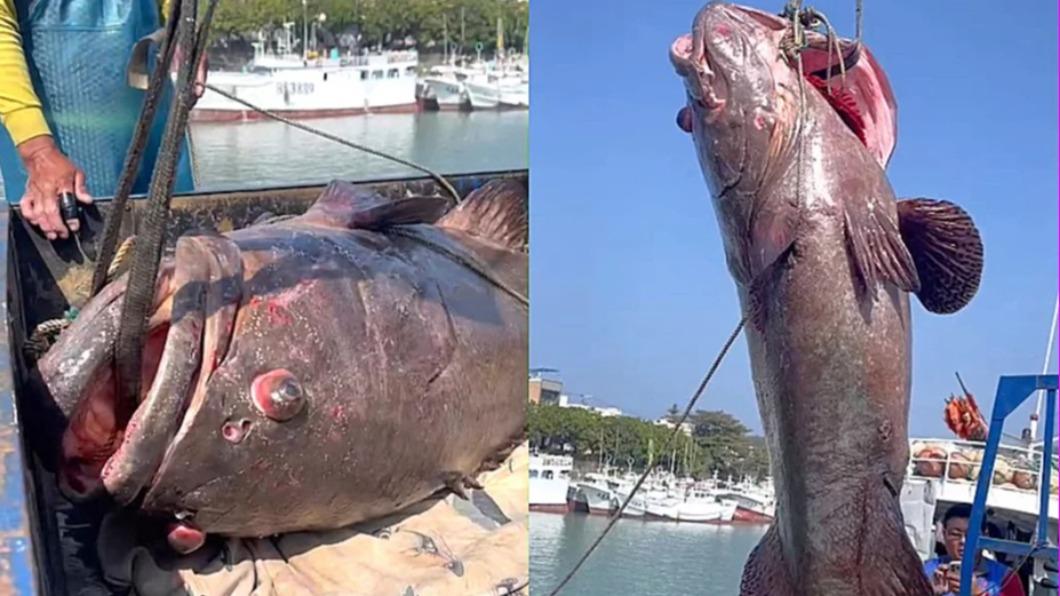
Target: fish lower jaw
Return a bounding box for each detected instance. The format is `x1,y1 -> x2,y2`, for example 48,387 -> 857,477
56,309 -> 184,503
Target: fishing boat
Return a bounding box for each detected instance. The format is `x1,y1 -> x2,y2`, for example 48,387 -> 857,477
642,487 -> 738,524
571,473 -> 620,515
417,64 -> 473,111
530,452 -> 574,513
0,169 -> 528,593
192,43 -> 420,122
418,58 -> 529,112
710,477 -> 776,523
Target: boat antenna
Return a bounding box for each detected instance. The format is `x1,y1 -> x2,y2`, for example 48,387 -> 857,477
1031,295 -> 1059,441
955,371 -> 970,396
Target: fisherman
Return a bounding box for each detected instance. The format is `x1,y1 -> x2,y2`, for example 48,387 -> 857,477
0,0 -> 199,240
924,504 -> 1026,596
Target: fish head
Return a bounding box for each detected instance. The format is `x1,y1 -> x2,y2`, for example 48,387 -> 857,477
670,3 -> 799,198
34,233 -> 246,505
670,3 -> 899,197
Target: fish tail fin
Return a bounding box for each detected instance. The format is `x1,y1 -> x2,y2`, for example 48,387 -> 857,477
739,525 -> 795,596
436,179 -> 528,250
897,198 -> 984,314
861,486 -> 935,596
742,492 -> 933,595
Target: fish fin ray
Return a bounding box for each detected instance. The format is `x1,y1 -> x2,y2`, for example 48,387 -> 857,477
896,198 -> 983,314
843,196 -> 919,295
746,193 -> 798,284
435,179 -> 528,251
739,524 -> 795,595
442,471 -> 482,501
303,180 -> 449,230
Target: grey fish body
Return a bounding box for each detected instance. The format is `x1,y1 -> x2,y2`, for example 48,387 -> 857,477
741,103 -> 919,594
35,180 -> 528,541
670,4 -> 983,594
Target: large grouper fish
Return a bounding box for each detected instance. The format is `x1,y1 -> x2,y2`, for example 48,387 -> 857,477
670,4 -> 983,595
30,178 -> 528,553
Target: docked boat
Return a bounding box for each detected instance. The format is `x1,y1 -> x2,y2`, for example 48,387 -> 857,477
711,478 -> 776,523
643,487 -> 738,524
193,46 -> 420,122
464,71 -> 529,110
530,453 -> 574,513
571,473 -> 620,515
418,55 -> 529,112
417,64 -> 472,111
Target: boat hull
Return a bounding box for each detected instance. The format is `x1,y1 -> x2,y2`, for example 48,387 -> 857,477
190,103 -> 419,123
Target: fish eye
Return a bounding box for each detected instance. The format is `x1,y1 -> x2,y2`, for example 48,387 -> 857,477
250,369 -> 306,422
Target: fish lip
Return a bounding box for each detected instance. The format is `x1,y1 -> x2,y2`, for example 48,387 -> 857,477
95,235 -> 243,506
670,34 -> 726,119
54,235 -> 243,505
54,272 -> 184,503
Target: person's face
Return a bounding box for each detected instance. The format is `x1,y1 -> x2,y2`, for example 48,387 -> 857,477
943,517 -> 969,559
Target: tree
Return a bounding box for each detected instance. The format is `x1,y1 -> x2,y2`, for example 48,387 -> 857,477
527,404 -> 758,480
206,0 -> 528,55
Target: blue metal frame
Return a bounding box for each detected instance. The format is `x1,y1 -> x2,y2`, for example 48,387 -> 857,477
960,375 -> 1058,596
0,201 -> 40,595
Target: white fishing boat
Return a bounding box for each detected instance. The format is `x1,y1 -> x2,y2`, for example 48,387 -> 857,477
572,473 -> 619,515
464,71 -> 529,110
193,43 -> 420,122
530,453 -> 574,513
418,59 -> 529,111
711,477 -> 777,523
418,64 -> 472,111
643,487 -> 738,523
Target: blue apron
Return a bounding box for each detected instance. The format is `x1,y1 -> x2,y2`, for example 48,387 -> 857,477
0,0 -> 195,204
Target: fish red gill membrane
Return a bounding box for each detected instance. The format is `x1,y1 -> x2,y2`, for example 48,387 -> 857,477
58,297 -> 173,500
799,38 -> 898,168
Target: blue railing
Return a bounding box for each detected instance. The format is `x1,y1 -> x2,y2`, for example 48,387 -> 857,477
960,374 -> 1058,596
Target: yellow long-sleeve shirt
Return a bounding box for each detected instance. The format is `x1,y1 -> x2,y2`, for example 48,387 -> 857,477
0,0 -> 170,146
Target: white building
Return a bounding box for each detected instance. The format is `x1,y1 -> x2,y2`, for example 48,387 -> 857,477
563,400 -> 623,418
654,418 -> 694,437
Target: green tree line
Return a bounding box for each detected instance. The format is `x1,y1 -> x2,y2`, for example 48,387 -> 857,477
209,0 -> 529,53
528,403 -> 771,481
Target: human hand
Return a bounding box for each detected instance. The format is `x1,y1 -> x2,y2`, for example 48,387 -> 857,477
931,566 -> 951,594
17,136 -> 92,240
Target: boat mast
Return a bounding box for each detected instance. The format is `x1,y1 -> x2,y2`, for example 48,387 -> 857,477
442,13 -> 448,65
1030,294 -> 1059,441
301,0 -> 309,61
496,15 -> 504,70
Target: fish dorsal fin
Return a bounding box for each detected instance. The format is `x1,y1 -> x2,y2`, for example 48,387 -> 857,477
896,198 -> 983,314
843,194 -> 920,297
302,180 -> 449,230
435,179 -> 528,251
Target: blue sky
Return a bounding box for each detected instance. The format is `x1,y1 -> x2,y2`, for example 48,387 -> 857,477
529,1 -> 1058,438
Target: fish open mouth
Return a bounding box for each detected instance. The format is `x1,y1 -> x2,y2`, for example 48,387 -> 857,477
670,3 -> 898,167
51,235 -> 243,506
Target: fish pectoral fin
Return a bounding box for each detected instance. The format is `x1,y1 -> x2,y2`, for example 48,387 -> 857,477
896,198 -> 984,314
842,196 -> 920,296
435,179 -> 528,251
303,180 -> 450,230
745,193 -> 798,285
441,471 -> 481,501
739,524 -> 795,595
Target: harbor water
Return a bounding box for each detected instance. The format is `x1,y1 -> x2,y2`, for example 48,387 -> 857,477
530,512 -> 768,595
192,110 -> 528,191
0,110 -> 528,200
